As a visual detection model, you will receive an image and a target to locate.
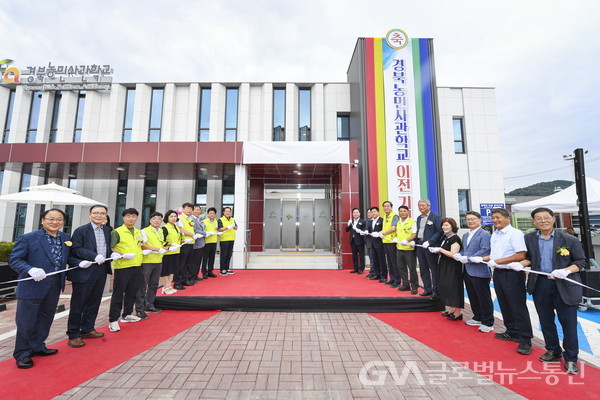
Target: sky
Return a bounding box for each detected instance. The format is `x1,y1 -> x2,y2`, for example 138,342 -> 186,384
2,0 -> 599,193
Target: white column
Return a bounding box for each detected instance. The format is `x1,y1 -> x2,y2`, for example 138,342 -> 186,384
105,84 -> 127,141
131,84 -> 152,142
231,164 -> 247,269
312,84 -> 325,142
56,90 -> 78,143
285,83 -> 298,142
9,87 -> 31,143
237,83 -> 250,141
209,83 -> 225,141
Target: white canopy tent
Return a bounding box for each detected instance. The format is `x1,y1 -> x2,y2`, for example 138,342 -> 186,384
512,177 -> 600,213
0,182 -> 105,208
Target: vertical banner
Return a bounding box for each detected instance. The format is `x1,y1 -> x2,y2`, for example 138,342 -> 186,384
381,30 -> 421,212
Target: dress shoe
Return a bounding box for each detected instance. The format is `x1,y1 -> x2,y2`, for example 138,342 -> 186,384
517,342 -> 533,355
31,348 -> 58,357
494,332 -> 520,342
539,350 -> 562,363
378,278 -> 387,283
146,307 -> 162,313
365,273 -> 374,278
410,288 -> 418,295
357,270 -> 363,275
398,285 -> 410,291
368,275 -> 380,280
183,280 -> 195,286
16,357 -> 33,369
385,281 -> 394,285
564,361 -> 580,375
81,330 -> 104,339
202,274 -> 208,279
207,272 -> 217,278
173,284 -> 185,290
136,311 -> 149,320
447,314 -> 463,321
390,283 -> 399,288
429,294 -> 440,301
68,338 -> 85,348
194,276 -> 204,281
419,291 -> 432,297
441,311 -> 451,317
349,270 -> 357,273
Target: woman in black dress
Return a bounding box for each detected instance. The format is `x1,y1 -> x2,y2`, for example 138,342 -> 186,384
429,217 -> 464,320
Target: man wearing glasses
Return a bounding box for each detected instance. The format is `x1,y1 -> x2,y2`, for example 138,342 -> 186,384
66,205 -> 113,348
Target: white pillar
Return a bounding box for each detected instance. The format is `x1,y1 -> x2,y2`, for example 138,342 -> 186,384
231,164 -> 247,269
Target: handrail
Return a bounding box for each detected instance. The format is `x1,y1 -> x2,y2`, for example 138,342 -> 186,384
330,229 -> 343,269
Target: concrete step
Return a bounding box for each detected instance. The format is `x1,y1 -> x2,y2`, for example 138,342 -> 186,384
246,252 -> 340,269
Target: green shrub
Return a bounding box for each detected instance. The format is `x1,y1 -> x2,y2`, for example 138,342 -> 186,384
0,242 -> 15,263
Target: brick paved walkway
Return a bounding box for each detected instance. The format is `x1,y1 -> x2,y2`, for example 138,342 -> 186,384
50,312 -> 524,400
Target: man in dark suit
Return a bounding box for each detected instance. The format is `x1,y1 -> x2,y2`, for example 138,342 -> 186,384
414,199 -> 443,299
453,211 -> 493,332
521,207 -> 587,375
66,204 -> 113,348
368,206 -> 386,281
9,208 -> 75,369
345,208 -> 366,274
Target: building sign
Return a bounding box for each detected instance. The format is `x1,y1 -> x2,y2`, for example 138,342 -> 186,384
0,59 -> 113,91
480,203 -> 505,225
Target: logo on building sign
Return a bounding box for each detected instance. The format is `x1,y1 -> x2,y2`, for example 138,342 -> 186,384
0,58 -> 113,91
385,29 -> 409,50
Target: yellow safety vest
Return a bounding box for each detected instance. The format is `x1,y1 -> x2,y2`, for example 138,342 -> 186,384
382,212 -> 398,243
163,223 -> 181,255
202,218 -> 219,244
179,213 -> 195,244
112,225 -> 143,269
142,226 -> 165,264
219,216 -> 236,242
395,218 -> 415,251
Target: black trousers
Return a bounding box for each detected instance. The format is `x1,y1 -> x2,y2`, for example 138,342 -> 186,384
201,243 -> 217,274
135,263 -> 162,312
383,243 -> 398,283
351,242 -> 365,272
220,241 -> 234,271
367,246 -> 379,276
372,245 -> 387,279
493,269 -> 533,344
175,244 -> 193,285
189,247 -> 204,280
109,267 -> 143,322
14,275 -> 61,360
67,268 -> 108,339
397,250 -> 418,288
416,246 -> 439,294
463,272 -> 494,327
533,277 -> 579,362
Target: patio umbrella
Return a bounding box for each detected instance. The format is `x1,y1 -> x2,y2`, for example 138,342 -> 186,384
0,182 -> 105,208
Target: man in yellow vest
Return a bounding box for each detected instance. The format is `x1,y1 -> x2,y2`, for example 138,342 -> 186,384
174,202 -> 196,290
108,208 -> 144,333
201,207 -> 219,278
395,205 -> 418,294
134,212 -> 168,320
217,206 -> 237,276
380,201 -> 400,287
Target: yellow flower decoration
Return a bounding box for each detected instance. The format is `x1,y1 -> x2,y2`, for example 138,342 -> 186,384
64,241 -> 72,247
556,246 -> 570,256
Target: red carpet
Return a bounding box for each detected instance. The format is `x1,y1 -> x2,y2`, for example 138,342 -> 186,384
0,310 -> 219,400
163,270 -> 417,297
372,312 -> 600,400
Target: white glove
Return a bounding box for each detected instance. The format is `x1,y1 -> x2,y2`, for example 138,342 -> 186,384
376,232 -> 384,238
142,249 -> 153,255
400,239 -> 408,245
79,260 -> 93,269
94,254 -> 106,265
122,253 -> 136,260
409,241 -> 415,248
469,256 -> 484,264
194,234 -> 203,239
488,260 -> 499,268
453,253 -> 462,262
550,269 -> 571,280
168,245 -> 178,252
110,252 -> 123,260
359,230 -> 366,236
348,219 -> 353,225
205,231 -> 214,237
184,238 -> 194,243
158,248 -> 167,255
216,231 -> 224,235
227,225 -> 234,230
28,267 -> 46,281
508,262 -> 524,271
422,241 -> 430,249
392,238 -> 399,243
428,247 -> 441,254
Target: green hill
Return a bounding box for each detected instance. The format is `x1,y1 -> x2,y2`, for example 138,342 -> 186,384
507,180 -> 574,196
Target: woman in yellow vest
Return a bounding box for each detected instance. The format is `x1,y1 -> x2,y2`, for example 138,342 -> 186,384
160,210 -> 182,294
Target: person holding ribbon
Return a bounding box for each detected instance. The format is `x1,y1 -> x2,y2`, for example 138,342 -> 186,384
160,210 -> 182,294
520,207 -> 587,374
345,208 -> 366,274
218,206 -> 238,276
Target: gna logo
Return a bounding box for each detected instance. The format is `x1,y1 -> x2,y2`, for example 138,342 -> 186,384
0,59 -> 21,83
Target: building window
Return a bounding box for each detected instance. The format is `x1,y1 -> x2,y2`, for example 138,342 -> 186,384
298,88 -> 311,141
272,88 -> 286,141
337,114 -> 350,141
198,88 -> 211,141
0,163 -> 4,192
3,89 -> 15,143
142,164 -> 158,224
49,91 -> 62,143
195,165 -> 208,210
222,164 -> 235,210
453,118 -> 465,154
73,91 -> 86,143
122,88 -> 135,142
13,203 -> 27,240
20,163 -> 32,191
148,88 -> 163,142
115,166 -> 128,226
26,91 -> 42,143
224,88 -> 238,142
458,190 -> 470,228
63,205 -> 74,234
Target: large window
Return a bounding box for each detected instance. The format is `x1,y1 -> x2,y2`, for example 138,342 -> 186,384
73,91 -> 86,143
122,88 -> 135,142
224,88 -> 238,142
222,164 -> 235,210
115,165 -> 128,227
148,88 -> 163,142
26,91 -> 42,143
298,88 -> 311,141
195,164 -> 208,210
453,118 -> 465,154
3,89 -> 15,143
49,91 -> 62,143
337,114 -> 350,141
458,190 -> 470,228
14,164 -> 33,240
198,88 -> 211,141
142,164 -> 158,224
273,88 -> 286,141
